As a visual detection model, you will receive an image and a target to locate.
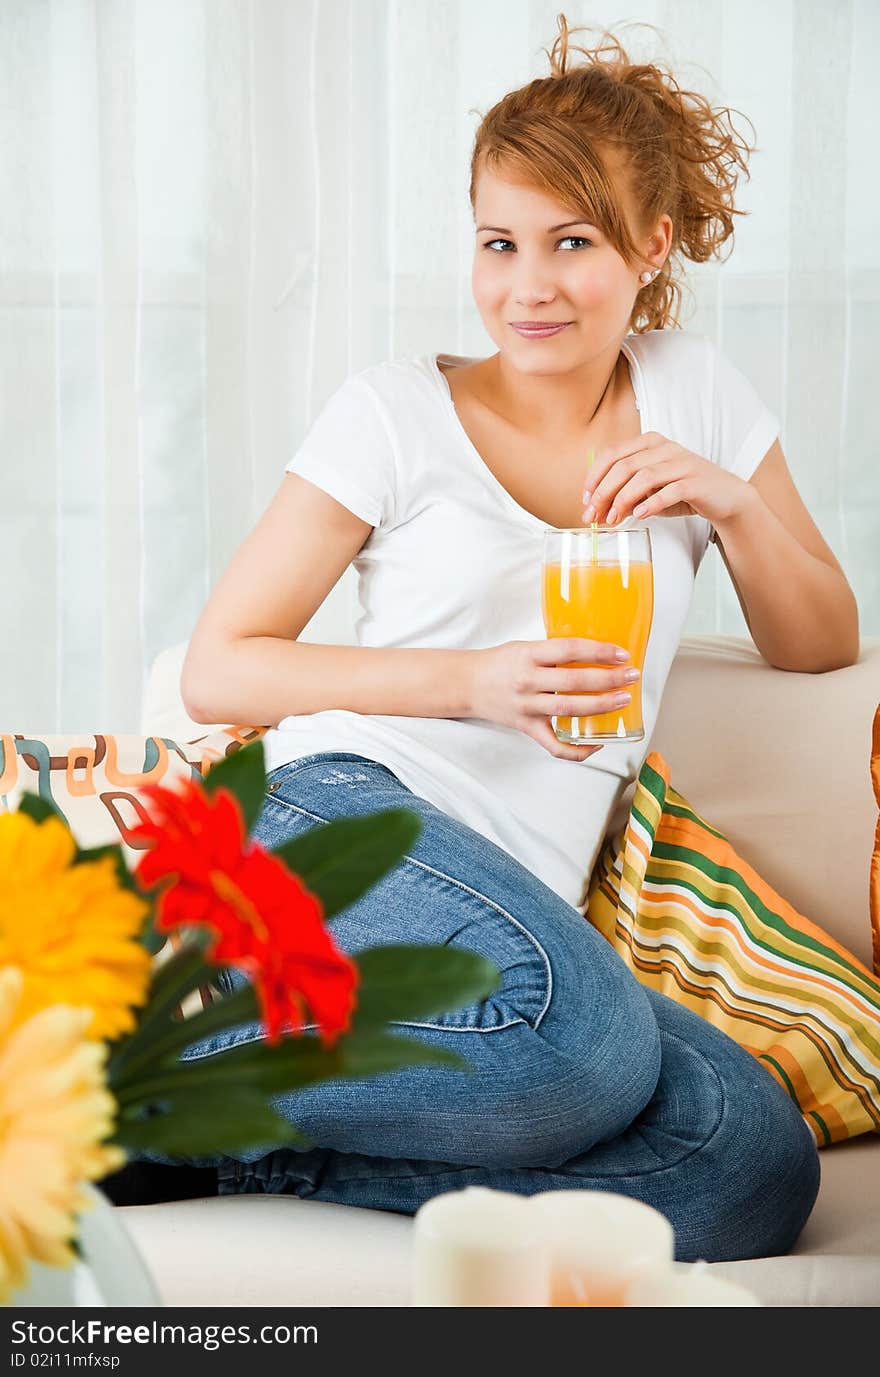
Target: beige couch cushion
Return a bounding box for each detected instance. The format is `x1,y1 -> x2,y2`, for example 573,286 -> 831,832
648,636 -> 880,967
121,1132 -> 880,1308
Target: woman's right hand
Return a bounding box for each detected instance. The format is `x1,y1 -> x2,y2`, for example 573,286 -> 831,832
465,639 -> 640,761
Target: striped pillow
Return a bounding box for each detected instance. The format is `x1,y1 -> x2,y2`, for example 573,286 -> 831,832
871,704 -> 880,979
585,749 -> 880,1147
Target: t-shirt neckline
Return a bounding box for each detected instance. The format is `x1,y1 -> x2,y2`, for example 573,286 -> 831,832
428,338 -> 648,531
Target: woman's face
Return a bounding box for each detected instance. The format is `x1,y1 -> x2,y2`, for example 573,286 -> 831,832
472,166 -> 666,372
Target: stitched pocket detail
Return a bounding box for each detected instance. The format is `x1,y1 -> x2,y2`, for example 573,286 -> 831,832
253,796 -> 552,1035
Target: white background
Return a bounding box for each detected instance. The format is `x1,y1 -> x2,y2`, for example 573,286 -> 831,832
2,0 -> 877,733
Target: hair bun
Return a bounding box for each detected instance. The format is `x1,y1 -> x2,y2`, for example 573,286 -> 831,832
469,11 -> 757,333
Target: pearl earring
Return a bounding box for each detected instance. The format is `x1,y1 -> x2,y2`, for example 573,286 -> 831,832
639,269 -> 659,285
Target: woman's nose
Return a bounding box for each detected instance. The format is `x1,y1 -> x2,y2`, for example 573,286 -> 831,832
513,272 -> 558,306
514,284 -> 556,307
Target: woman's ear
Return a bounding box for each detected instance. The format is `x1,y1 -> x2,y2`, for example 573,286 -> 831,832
649,213 -> 673,262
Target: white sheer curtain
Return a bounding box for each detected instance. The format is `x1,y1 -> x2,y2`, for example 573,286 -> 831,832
3,0 -> 877,735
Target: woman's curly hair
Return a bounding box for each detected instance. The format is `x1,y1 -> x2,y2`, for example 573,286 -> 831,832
468,14 -> 757,332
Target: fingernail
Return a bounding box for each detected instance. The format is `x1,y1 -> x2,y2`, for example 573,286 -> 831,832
583,504 -> 596,522
607,508 -> 618,525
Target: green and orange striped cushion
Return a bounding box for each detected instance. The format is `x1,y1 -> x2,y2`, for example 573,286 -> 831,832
585,749 -> 880,1147
871,704 -> 880,980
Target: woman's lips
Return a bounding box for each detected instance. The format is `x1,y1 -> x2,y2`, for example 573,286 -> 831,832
510,322 -> 572,339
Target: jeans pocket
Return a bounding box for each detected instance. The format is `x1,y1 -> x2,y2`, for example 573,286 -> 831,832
264,752 -> 381,793
251,783 -> 326,852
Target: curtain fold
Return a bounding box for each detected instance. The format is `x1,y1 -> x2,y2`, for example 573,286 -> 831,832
2,0 -> 876,734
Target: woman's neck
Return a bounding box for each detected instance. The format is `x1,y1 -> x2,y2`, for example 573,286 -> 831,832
481,342 -> 623,443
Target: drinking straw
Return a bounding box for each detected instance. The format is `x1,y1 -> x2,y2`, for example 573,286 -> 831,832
586,449 -> 598,562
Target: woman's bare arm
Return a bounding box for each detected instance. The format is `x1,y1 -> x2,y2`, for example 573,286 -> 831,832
712,439 -> 859,672
181,474 -> 476,726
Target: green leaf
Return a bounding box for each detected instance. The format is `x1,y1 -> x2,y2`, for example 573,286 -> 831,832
349,945 -> 502,1027
135,911 -> 170,958
140,930 -> 215,1023
199,738 -> 268,837
73,839 -> 131,882
113,1090 -> 312,1157
115,1027 -> 474,1109
16,789 -> 68,828
109,981 -> 262,1091
272,808 -> 422,918
106,932 -> 216,1080
277,1026 -> 474,1082
112,943 -> 500,1088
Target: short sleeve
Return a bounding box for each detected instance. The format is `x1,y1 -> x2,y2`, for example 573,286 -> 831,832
707,344 -> 781,545
284,372 -> 397,529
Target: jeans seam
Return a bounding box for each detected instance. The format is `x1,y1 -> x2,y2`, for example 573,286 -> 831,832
258,1165 -> 477,1191
598,1026 -> 727,1178
264,797 -> 333,825
401,854 -> 553,1029
262,797 -> 553,1033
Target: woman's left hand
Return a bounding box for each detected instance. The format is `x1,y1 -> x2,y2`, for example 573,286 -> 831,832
581,432 -> 750,529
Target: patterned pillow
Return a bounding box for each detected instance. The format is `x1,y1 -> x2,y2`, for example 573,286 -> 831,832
0,727 -> 269,1016
585,748 -> 880,1147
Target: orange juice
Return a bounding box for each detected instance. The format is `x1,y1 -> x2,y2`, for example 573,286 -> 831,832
542,559 -> 653,740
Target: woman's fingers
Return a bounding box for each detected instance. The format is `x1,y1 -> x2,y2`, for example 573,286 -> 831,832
532,664 -> 636,695
532,638 -> 629,667
533,718 -> 604,761
534,690 -> 630,718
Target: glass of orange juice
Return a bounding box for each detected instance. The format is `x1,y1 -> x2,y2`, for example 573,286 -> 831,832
542,523 -> 653,745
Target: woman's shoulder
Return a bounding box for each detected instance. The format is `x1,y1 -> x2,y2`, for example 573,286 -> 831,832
339,353 -> 447,411
624,327 -> 716,373
350,351 -> 449,385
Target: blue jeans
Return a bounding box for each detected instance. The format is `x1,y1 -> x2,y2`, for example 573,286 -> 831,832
152,751 -> 820,1263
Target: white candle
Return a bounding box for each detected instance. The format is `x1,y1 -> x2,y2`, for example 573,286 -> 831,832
624,1262 -> 761,1307
528,1190 -> 675,1306
412,1187 -> 550,1307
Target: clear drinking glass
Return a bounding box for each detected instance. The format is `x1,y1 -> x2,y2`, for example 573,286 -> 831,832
541,523 -> 654,745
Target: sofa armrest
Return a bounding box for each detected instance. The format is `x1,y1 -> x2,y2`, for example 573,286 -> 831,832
647,636 -> 880,966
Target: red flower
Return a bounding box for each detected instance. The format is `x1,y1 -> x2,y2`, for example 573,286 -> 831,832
129,776 -> 358,1048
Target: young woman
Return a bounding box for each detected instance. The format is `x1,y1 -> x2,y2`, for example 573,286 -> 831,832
112,19 -> 861,1260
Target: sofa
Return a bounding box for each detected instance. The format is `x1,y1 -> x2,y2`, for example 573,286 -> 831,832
24,632 -> 873,1306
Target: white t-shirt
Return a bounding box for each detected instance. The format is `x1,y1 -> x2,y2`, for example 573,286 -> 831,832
261,329 -> 779,911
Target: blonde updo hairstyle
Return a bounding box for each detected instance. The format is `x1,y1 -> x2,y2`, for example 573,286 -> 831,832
468,15 -> 757,333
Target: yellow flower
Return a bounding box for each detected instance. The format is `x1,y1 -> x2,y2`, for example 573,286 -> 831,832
0,811 -> 152,1040
0,967 -> 126,1304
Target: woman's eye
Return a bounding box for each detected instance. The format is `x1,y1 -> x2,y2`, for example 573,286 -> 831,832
482,236 -> 592,252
